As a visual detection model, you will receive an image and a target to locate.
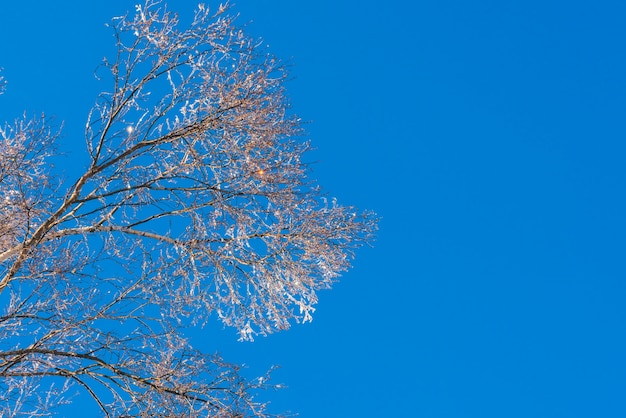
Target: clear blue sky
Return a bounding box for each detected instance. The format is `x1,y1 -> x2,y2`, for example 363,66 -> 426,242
1,1 -> 626,416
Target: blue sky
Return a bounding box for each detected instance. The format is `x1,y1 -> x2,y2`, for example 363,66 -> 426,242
2,1 -> 626,416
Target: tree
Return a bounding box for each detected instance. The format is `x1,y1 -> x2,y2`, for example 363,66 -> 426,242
0,2 -> 376,416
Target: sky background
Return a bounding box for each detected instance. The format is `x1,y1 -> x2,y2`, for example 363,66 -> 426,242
1,0 -> 626,416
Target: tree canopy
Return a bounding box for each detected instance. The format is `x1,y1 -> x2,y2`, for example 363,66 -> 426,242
0,2 -> 376,416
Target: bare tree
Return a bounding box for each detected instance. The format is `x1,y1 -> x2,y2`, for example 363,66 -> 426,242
0,2 -> 376,416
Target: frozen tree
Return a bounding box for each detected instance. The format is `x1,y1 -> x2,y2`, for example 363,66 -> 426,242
0,2 -> 376,416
